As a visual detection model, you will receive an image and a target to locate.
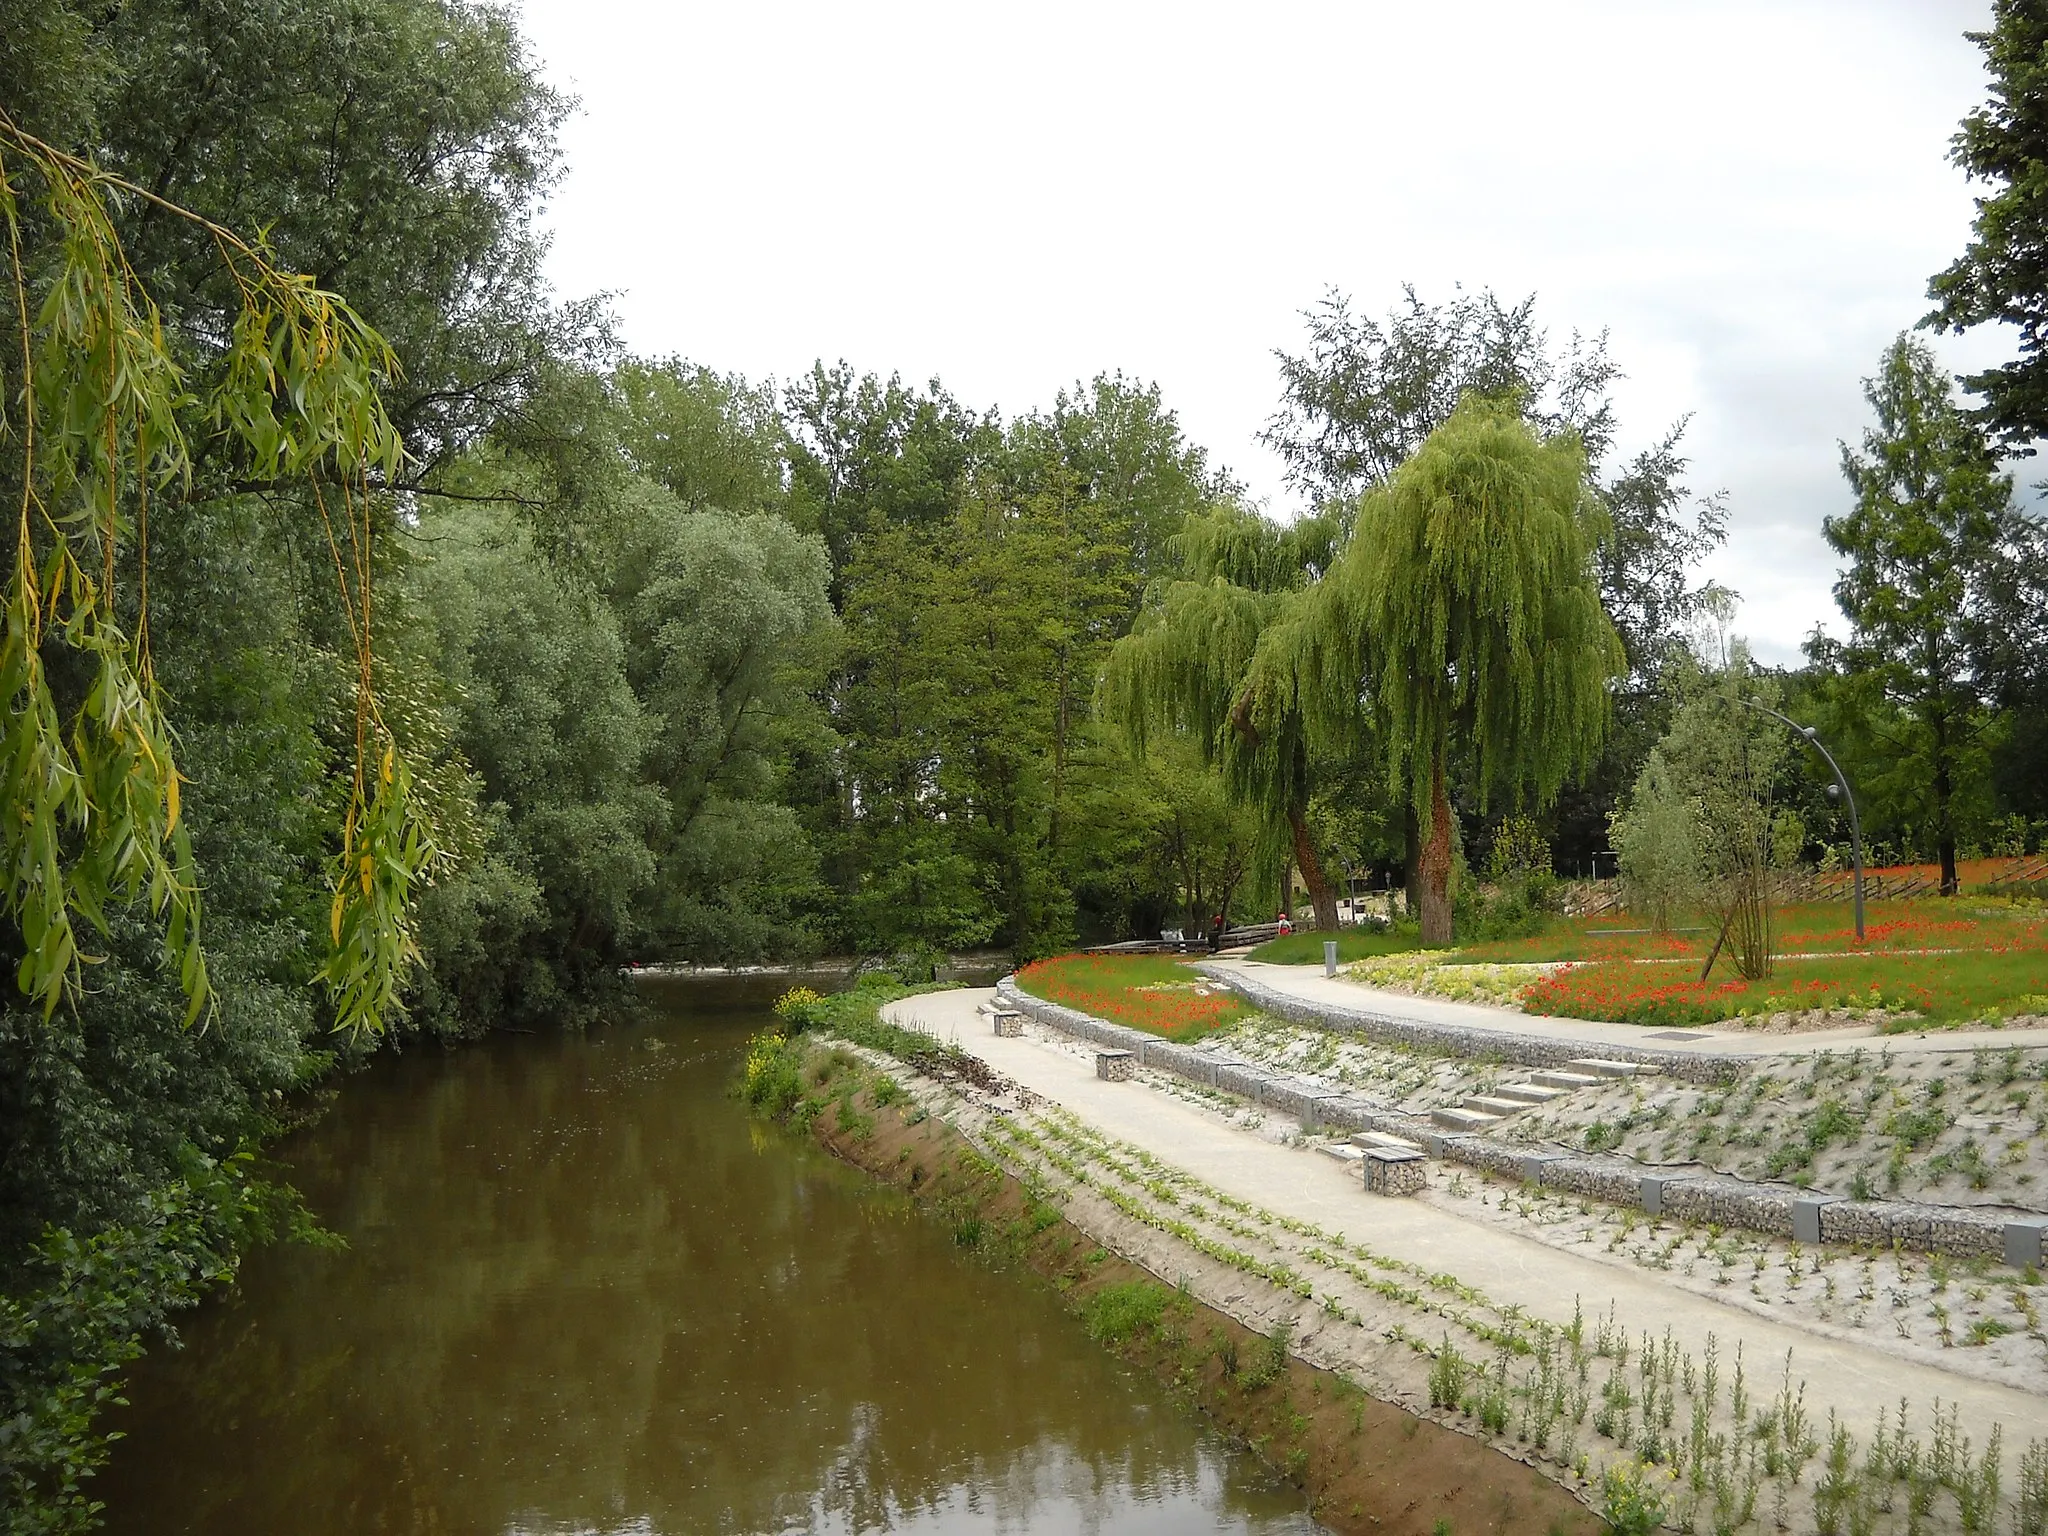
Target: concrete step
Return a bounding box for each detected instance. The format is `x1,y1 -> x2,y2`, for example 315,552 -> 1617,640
1432,1106 -> 1502,1132
1531,1069 -> 1602,1090
1463,1094 -> 1531,1116
1353,1130 -> 1425,1155
1316,1142 -> 1367,1165
1493,1083 -> 1563,1106
1568,1058 -> 1648,1079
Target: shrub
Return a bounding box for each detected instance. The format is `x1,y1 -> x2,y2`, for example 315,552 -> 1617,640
772,986 -> 824,1027
1600,1459 -> 1666,1536
1080,1281 -> 1169,1345
740,1029 -> 804,1117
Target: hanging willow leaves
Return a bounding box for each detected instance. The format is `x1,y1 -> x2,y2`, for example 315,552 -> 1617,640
0,110 -> 432,1035
1321,396 -> 1623,942
1100,504 -> 1353,928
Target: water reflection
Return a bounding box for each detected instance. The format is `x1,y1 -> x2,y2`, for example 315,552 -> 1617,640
100,977 -> 1309,1535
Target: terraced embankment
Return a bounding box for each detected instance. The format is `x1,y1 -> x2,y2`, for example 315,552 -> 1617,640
875,987 -> 2048,1535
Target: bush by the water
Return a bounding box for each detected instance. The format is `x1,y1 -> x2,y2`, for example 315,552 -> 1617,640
1079,1281 -> 1171,1345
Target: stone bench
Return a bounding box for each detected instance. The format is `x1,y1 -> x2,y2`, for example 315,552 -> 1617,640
1096,1049 -> 1137,1082
989,1009 -> 1025,1037
1364,1146 -> 1426,1196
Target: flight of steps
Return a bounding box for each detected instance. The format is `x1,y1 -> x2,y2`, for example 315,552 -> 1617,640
1428,1058 -> 1646,1132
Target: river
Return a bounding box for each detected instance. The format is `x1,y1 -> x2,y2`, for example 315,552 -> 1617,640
97,975 -> 1314,1534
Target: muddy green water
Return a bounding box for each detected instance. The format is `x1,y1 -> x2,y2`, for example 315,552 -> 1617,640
98,976 -> 1312,1534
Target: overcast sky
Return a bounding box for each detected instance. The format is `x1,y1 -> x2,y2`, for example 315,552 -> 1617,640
516,0 -> 2006,665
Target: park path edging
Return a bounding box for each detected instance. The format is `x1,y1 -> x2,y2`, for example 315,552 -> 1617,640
993,976 -> 2048,1265
1203,964 -> 1745,1083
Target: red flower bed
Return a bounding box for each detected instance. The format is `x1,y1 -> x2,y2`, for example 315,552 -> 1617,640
1523,962 -> 1937,1027
1014,954 -> 1246,1041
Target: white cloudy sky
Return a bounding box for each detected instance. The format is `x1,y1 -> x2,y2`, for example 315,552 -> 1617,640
517,0 -> 2008,664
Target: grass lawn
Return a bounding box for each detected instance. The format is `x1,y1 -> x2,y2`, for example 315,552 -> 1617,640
1013,954 -> 1249,1041
1242,928 -> 1431,965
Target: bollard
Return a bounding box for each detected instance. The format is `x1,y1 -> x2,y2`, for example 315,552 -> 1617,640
1323,940 -> 1338,978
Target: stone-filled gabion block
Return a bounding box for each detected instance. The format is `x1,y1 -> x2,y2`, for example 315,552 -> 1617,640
990,1010 -> 1025,1037
1661,1176 -> 1797,1237
1533,1157 -> 1647,1206
1365,1148 -> 1426,1196
1096,1049 -> 1136,1082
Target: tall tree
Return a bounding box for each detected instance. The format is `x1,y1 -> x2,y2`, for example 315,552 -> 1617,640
1263,284 -> 1618,505
1030,372 -> 1238,587
1260,284 -> 1725,880
1823,335 -> 2037,895
1100,504 -> 1354,930
1928,0 -> 2048,447
1326,399 -> 1621,943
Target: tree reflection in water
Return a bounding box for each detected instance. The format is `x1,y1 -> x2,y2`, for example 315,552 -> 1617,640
99,977 -> 1310,1535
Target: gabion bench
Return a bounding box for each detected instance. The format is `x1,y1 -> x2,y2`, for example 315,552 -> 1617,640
1364,1146 -> 1426,1196
1096,1049 -> 1136,1082
989,1009 -> 1025,1037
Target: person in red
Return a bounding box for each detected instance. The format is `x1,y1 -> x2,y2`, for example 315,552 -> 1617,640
1276,910 -> 1292,936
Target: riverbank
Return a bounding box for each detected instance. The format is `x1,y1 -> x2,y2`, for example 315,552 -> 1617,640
857,986 -> 2048,1536
772,1033 -> 1599,1536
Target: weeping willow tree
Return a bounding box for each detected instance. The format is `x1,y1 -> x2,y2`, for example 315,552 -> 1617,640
1100,503 -> 1353,929
1323,398 -> 1621,944
0,112 -> 431,1034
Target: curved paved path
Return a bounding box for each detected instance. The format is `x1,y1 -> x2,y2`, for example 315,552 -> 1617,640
883,986 -> 2048,1468
1206,959 -> 2048,1060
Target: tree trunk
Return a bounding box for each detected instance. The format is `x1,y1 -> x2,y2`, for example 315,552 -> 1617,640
1287,809 -> 1340,931
1417,757 -> 1454,946
1403,803 -> 1422,921
1933,714 -> 1958,897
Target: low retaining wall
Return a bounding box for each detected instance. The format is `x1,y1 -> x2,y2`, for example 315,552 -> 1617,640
993,978 -> 2045,1265
1206,967 -> 1747,1086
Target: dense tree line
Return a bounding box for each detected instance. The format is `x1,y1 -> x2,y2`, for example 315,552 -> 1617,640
3,0 -> 2048,1528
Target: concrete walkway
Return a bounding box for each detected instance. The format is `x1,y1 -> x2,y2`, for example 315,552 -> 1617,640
1208,959 -> 2048,1060
883,986 -> 2048,1460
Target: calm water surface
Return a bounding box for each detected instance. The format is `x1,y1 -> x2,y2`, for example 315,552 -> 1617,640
99,976 -> 1312,1534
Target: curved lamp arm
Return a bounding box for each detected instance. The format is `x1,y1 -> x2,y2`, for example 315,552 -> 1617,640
1733,697 -> 1865,942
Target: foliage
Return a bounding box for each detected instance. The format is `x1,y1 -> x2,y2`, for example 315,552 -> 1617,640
1598,1458 -> 1666,1536
0,0 -> 588,1520
1609,749 -> 1702,933
773,986 -> 824,1022
0,114 -> 426,1035
1930,0 -> 2048,447
1812,334 -> 2041,896
0,1152 -> 313,1536
1645,655 -> 1790,980
1330,397 -> 1621,942
1079,1280 -> 1171,1346
1101,501 -> 1357,930
1262,284 -> 1619,503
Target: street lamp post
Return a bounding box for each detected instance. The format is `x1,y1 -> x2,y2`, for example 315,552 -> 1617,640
1735,698 -> 1865,942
